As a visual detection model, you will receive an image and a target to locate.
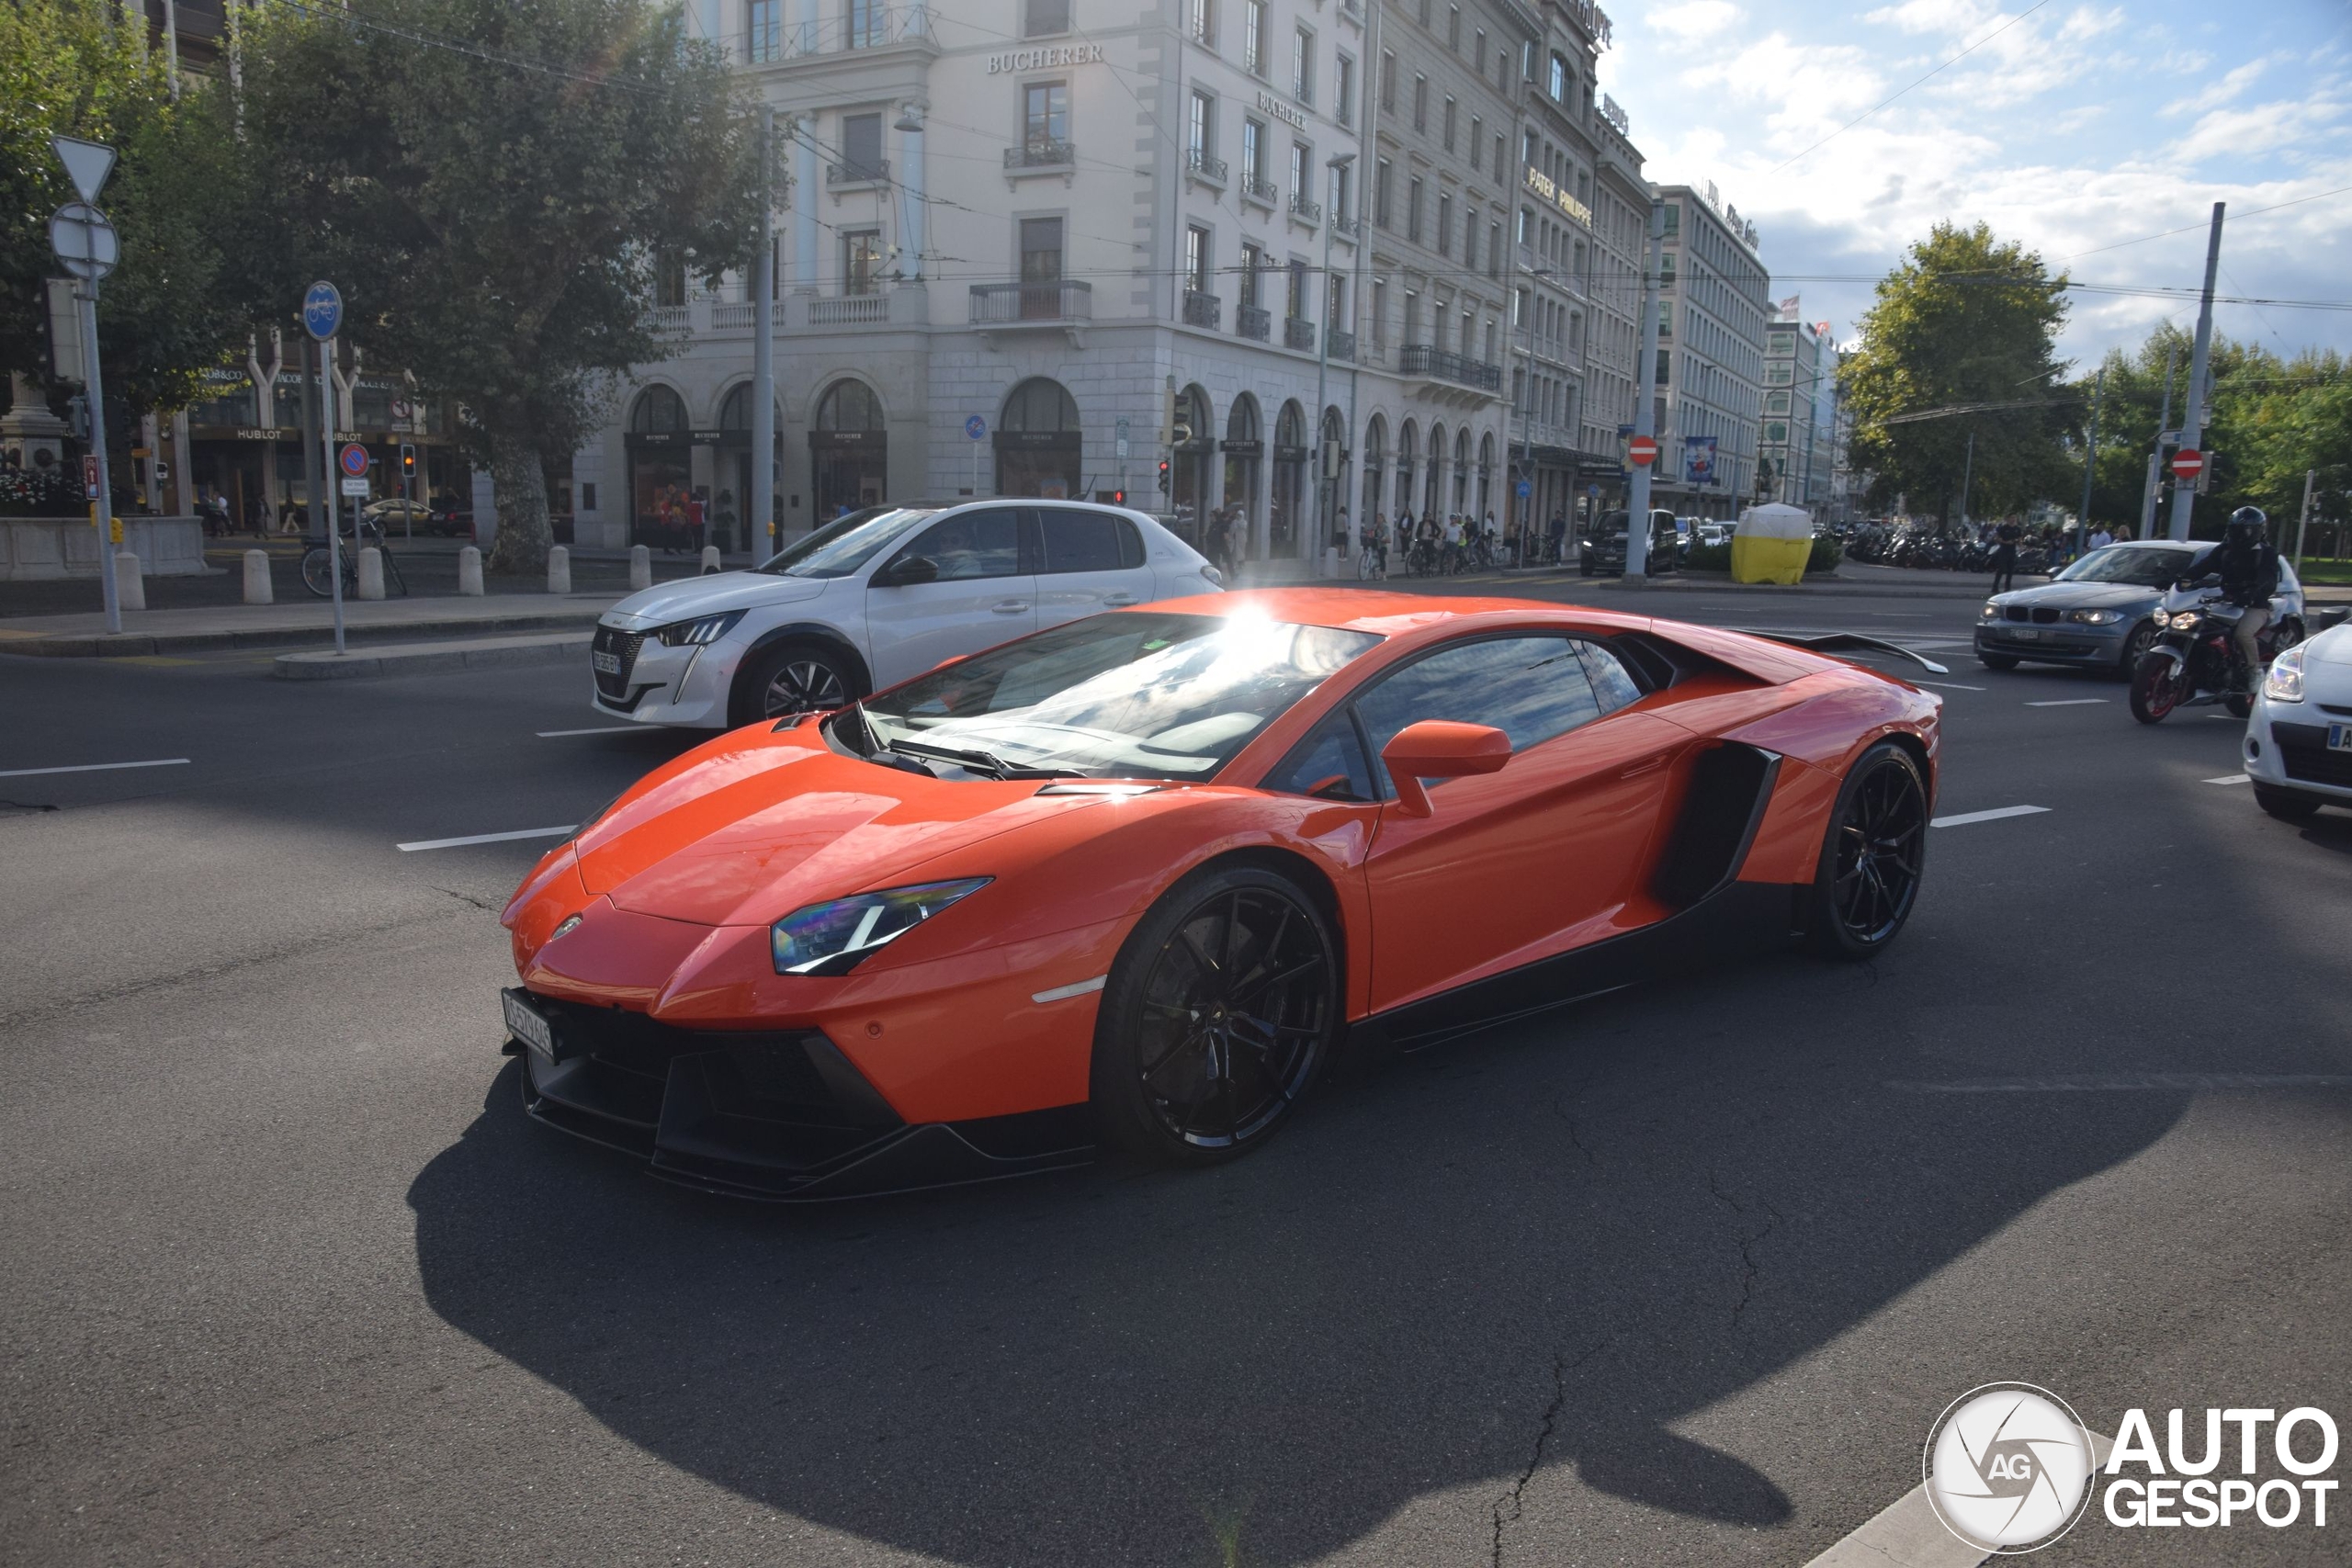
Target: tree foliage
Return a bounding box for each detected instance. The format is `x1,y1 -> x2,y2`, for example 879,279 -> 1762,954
232,0 -> 767,570
1,0 -> 247,416
1838,222 -> 2074,524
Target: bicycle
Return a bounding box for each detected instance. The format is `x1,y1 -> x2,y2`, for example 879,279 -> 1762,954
302,521 -> 408,599
1356,539 -> 1387,581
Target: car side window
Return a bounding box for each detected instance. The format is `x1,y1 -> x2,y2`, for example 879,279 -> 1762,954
1576,640 -> 1645,715
1037,508 -> 1137,574
883,509 -> 1021,581
1353,635 -> 1602,787
1263,713 -> 1378,801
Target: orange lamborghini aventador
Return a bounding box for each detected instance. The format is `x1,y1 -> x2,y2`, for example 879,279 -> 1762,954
498,590 -> 1942,1199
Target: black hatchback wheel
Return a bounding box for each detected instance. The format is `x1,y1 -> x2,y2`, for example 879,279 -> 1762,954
730,640 -> 861,727
1093,865 -> 1340,1167
1810,742 -> 1928,958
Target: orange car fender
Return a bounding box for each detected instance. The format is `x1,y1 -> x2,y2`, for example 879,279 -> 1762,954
1724,672 -> 1940,884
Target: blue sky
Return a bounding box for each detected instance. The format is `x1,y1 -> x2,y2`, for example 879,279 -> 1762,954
1598,0 -> 2352,367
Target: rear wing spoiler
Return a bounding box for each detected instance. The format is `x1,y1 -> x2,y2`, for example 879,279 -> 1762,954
1729,629 -> 1950,676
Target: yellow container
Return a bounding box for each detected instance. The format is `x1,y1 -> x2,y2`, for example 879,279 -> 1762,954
1731,534 -> 1810,584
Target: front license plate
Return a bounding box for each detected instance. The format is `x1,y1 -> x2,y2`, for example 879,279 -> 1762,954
2010,627 -> 2041,640
502,989 -> 556,1061
591,651 -> 621,675
2330,723 -> 2351,753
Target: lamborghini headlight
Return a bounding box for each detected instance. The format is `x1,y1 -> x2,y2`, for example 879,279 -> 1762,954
2263,644 -> 2307,704
770,878 -> 991,976
654,609 -> 746,648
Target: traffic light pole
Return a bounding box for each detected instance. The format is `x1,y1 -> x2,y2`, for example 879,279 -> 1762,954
2167,203 -> 2224,543
1624,197 -> 1665,581
75,280 -> 121,635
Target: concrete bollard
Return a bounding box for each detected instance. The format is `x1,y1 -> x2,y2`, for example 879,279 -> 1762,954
547,545 -> 571,595
242,549 -> 273,605
457,546 -> 484,596
356,547 -> 386,600
700,545 -> 722,575
114,550 -> 145,612
629,544 -> 651,591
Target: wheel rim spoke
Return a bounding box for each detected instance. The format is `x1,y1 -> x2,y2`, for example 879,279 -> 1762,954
1137,886 -> 1329,1146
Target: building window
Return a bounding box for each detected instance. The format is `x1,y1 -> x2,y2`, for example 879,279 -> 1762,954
1244,0 -> 1266,74
1374,157 -> 1393,227
1189,90 -> 1214,160
1020,216 -> 1064,283
1022,81 -> 1069,157
746,0 -> 779,62
1548,51 -> 1569,102
1243,118 -> 1265,186
1474,28 -> 1487,74
1658,254 -> 1676,289
1407,176 -> 1424,243
1189,0 -> 1216,47
1186,225 -> 1212,294
1293,27 -> 1315,105
1404,289 -> 1420,344
1287,258 -> 1308,320
1023,0 -> 1070,39
654,249 -> 687,308
1492,132 -> 1505,184
1371,279 -> 1387,345
841,111 -> 884,180
1447,5 -> 1461,50
842,230 -> 882,296
1657,349 -> 1672,386
1380,51 -> 1396,110
1463,203 -> 1476,271
1330,158 -> 1352,224
846,0 -> 885,49
1662,202 -> 1680,237
1240,242 -> 1264,308
1487,220 -> 1501,278
1442,96 -> 1455,152
1335,53 -> 1354,126
1290,141 -> 1310,206
1468,116 -> 1481,163
1412,74 -> 1427,132
1435,194 -> 1451,257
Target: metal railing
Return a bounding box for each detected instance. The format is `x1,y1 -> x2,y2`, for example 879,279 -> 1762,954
1283,316 -> 1316,352
648,305 -> 690,333
1182,290 -> 1222,329
1240,172 -> 1279,206
1328,329 -> 1356,362
827,158 -> 889,186
1333,212 -> 1361,240
969,279 -> 1093,324
1399,343 -> 1503,392
810,294 -> 889,326
1004,137 -> 1077,169
1186,147 -> 1227,183
710,301 -> 754,329
749,6 -> 937,62
1236,304 -> 1272,342
1289,193 -> 1321,225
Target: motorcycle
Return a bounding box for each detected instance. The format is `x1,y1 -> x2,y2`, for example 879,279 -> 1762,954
2128,579 -> 2301,725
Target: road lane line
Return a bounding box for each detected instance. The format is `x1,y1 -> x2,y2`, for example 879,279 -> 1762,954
1805,1431 -> 2111,1568
1930,806 -> 2050,828
1894,1073 -> 2352,1093
0,757 -> 191,779
397,826 -> 576,852
2203,773 -> 2251,785
1909,679 -> 1986,691
2025,698 -> 2109,707
536,726 -> 641,738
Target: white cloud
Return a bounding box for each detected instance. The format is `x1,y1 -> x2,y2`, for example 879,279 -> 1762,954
2165,57 -> 2274,118
2172,90 -> 2348,162
1648,1 -> 1745,41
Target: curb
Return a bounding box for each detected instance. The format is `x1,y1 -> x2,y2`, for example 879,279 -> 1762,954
5,608 -> 609,659
273,632 -> 591,681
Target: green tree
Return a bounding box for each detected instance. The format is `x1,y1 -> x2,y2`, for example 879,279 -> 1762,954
232,0 -> 767,570
1838,222 -> 2074,525
1,0 -> 247,416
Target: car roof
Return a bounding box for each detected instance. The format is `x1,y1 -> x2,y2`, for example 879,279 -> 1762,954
1144,586 -> 1648,638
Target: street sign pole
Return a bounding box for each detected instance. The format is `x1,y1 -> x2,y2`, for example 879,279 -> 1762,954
1624,197 -> 1666,582
50,137 -> 124,633
752,105 -> 776,554
303,281 -> 346,653
2075,367 -> 2103,559
75,283 -> 120,634
2168,203 -> 2224,542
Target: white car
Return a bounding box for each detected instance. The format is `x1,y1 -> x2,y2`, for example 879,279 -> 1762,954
589,500 -> 1222,728
2245,617 -> 2352,820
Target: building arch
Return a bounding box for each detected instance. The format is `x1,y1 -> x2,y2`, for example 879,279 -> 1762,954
623,383 -> 695,546
1272,400 -> 1307,558
1477,430 -> 1496,521
809,377 -> 888,519
1453,426 -> 1472,513
1223,393 -> 1263,546
1424,421 -> 1446,517
1318,406 -> 1347,544
1361,414 -> 1387,524
1173,383 -> 1214,526
998,377 -> 1081,498
1396,418 -> 1418,521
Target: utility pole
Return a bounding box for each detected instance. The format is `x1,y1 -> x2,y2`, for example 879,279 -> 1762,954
2168,203 -> 2224,542
752,104 -> 775,555
1312,152 -> 1354,577
1342,0 -> 1380,573
2140,343 -> 2177,536
1959,429 -> 1975,534
2296,468 -> 2315,571
1624,196 -> 1665,581
2075,367 -> 2102,558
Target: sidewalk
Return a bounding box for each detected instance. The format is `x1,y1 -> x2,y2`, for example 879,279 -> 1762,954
0,592 -> 623,657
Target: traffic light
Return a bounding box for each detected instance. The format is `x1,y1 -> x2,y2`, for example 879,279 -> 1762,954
1157,460 -> 1170,493
399,443 -> 417,483
1110,488 -> 1126,505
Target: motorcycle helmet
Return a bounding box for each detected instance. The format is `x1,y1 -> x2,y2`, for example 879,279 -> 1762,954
2228,505 -> 2267,537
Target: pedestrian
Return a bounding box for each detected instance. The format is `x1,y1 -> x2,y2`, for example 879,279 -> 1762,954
1205,506 -> 1233,579
1547,511 -> 1568,566
1989,518 -> 2020,594
2087,523 -> 2112,552
687,488 -> 708,553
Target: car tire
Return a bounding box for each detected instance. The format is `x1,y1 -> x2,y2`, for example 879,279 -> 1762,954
2253,784 -> 2324,823
1977,653 -> 2019,671
729,639 -> 863,728
1807,741 -> 1928,961
2115,621 -> 2156,678
1091,863 -> 1341,1168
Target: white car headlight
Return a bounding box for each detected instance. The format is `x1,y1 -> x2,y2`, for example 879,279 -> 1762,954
2065,608 -> 2122,625
2263,644 -> 2306,704
1980,601 -> 1998,619
770,878 -> 991,976
654,609 -> 747,648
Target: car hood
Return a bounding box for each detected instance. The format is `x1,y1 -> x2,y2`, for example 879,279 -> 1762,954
601,571 -> 832,632
2305,621 -> 2352,666
1992,581 -> 2156,611
572,735 -> 1114,927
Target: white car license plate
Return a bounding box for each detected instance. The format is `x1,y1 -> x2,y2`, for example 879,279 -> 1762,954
503,989 -> 556,1061
2010,627 -> 2040,640
2330,723 -> 2351,753
592,651 -> 622,675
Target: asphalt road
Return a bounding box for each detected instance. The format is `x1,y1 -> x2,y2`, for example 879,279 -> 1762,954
4,582 -> 2348,1567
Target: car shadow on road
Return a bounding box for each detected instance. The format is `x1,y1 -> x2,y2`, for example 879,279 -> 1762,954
405,950 -> 2182,1566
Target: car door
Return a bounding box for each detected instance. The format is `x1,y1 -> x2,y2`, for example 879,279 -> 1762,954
861,507 -> 1035,689
1031,507 -> 1159,629
1349,633 -> 1690,1016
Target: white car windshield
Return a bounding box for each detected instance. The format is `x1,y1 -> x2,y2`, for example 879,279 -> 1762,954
753,507 -> 933,579
840,611 -> 1383,781
2057,544 -> 2207,587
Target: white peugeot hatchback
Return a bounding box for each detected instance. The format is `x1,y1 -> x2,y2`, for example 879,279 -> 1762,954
589,500 -> 1223,728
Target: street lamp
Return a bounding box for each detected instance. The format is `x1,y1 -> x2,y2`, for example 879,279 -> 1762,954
1512,260 -> 1555,567
1313,150 -> 1355,577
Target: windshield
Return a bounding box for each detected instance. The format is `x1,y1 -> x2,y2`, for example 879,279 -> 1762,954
753,507 -> 933,579
844,611 -> 1383,781
2055,543 -> 2208,587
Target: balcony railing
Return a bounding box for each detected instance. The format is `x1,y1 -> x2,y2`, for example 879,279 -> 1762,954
1182,290 -> 1222,329
747,6 -> 938,62
969,279 -> 1093,324
1240,172 -> 1278,207
648,304 -> 690,333
1289,194 -> 1322,225
827,159 -> 889,186
710,301 -> 754,329
1004,137 -> 1077,170
1186,147 -> 1227,183
810,294 -> 889,326
1399,343 -> 1503,392
1283,316 -> 1316,353
1333,212 -> 1361,240
1237,304 -> 1272,342
1328,329 -> 1356,362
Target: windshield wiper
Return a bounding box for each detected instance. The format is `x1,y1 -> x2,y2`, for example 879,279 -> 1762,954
886,737 -> 1080,780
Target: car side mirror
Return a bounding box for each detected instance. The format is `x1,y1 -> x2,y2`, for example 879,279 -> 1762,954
1380,720 -> 1512,818
875,555 -> 939,587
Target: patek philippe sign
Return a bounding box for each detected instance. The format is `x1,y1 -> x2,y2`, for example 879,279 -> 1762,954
1523,165 -> 1593,228
988,42 -> 1106,73
1257,91 -> 1308,131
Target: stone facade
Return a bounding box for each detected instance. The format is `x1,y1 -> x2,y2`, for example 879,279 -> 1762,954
1647,182 -> 1767,521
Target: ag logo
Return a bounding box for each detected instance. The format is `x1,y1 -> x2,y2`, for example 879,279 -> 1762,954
1924,1382 -> 2097,1552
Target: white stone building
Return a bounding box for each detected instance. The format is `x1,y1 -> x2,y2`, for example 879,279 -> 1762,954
1645,181 -> 1766,521
561,0 -> 1547,571
1758,304 -> 1824,509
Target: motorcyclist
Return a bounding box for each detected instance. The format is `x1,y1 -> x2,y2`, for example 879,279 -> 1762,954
2192,506 -> 2280,691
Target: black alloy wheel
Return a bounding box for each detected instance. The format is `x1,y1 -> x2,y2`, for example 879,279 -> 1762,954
2115,619 -> 2157,677
731,640 -> 860,726
1810,742 -> 1928,959
2129,651 -> 2183,724
1094,865 -> 1340,1167
1977,652 -> 2019,671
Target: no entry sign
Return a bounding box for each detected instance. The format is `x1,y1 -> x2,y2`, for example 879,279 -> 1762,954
1628,434 -> 1659,467
2170,448 -> 2205,482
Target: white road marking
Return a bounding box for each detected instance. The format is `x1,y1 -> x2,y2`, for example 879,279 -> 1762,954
1031,975 -> 1108,1005
0,757 -> 190,779
536,726 -> 640,738
397,825 -> 576,852
2203,773 -> 2252,786
1909,679 -> 1986,691
2207,712 -> 2242,720
1930,806 -> 2050,828
1895,1073 -> 2352,1093
2025,698 -> 2109,707
1804,1431 -> 2112,1568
